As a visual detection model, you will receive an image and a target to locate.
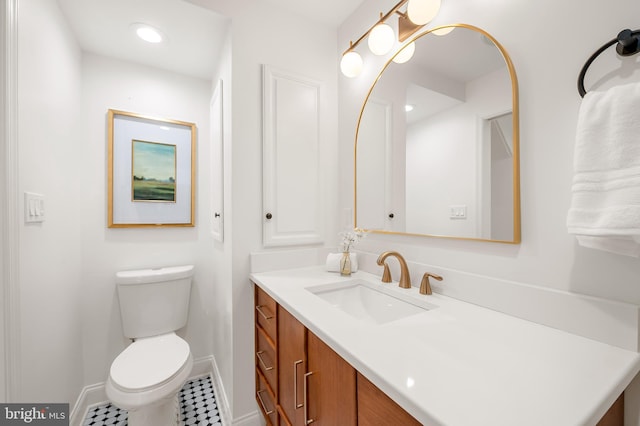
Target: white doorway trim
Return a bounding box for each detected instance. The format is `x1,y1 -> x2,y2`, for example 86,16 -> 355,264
2,0 -> 21,402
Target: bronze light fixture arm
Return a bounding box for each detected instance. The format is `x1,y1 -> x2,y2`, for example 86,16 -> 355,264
342,0 -> 418,56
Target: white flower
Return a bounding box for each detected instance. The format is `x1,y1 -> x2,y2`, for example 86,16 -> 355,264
339,228 -> 367,253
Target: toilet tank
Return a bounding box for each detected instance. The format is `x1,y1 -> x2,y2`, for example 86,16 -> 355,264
116,265 -> 194,339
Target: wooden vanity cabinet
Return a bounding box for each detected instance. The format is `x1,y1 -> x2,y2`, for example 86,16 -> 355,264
357,372 -> 421,426
255,282 -> 408,426
277,306 -> 306,425
254,286 -> 279,425
277,305 -> 357,426
256,368 -> 278,425
306,331 -> 358,425
255,282 -> 626,426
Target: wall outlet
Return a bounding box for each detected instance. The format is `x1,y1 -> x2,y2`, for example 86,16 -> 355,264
449,205 -> 467,219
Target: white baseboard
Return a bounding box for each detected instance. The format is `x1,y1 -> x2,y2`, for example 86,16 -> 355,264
69,381 -> 107,426
70,355 -> 231,426
208,355 -> 232,426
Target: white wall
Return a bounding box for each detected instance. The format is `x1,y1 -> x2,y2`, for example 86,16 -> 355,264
79,53 -> 214,385
17,0 -> 84,403
12,0 -> 339,422
340,0 -> 640,307
406,67 -> 511,237
340,0 -> 640,422
224,2 -> 339,418
208,25 -> 234,414
15,0 -> 217,403
185,0 -> 341,420
0,0 -> 9,403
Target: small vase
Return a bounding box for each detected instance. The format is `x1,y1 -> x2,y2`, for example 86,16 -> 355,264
340,251 -> 352,276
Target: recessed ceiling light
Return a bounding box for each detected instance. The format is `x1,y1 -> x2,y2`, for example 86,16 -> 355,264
131,23 -> 165,44
405,104 -> 415,112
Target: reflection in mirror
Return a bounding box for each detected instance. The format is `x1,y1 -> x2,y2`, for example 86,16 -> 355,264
355,24 -> 520,243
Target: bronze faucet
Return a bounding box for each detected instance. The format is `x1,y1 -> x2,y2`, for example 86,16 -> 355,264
420,272 -> 443,295
376,251 -> 411,289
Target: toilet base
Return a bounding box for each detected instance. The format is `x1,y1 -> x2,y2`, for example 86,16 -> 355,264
127,394 -> 180,426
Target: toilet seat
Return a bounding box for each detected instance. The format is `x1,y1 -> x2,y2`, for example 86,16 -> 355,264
109,333 -> 190,392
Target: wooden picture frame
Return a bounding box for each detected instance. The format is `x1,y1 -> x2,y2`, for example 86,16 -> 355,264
108,109 -> 196,227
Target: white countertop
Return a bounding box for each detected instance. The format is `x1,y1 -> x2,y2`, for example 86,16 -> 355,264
250,266 -> 640,426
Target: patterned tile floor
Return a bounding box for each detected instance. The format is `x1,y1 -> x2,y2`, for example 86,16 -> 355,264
83,375 -> 221,426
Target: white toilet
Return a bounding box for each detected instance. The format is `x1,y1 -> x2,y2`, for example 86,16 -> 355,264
106,265 -> 195,426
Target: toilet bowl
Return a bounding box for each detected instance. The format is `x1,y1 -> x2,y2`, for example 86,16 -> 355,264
106,265 -> 195,426
106,333 -> 193,426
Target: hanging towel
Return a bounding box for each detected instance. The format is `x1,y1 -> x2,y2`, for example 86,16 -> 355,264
567,81 -> 640,257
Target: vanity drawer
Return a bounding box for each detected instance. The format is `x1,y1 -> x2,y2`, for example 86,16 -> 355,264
256,326 -> 277,392
255,285 -> 277,340
256,369 -> 278,426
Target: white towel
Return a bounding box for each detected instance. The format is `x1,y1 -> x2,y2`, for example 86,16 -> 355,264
567,82 -> 640,257
326,253 -> 358,272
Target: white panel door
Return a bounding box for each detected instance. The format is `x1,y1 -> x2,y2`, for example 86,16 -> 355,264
262,65 -> 323,247
210,80 -> 224,242
356,98 -> 392,231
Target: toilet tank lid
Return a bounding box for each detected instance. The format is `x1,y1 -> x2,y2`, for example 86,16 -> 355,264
116,265 -> 194,285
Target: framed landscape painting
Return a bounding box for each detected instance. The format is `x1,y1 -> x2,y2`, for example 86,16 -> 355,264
108,109 -> 196,227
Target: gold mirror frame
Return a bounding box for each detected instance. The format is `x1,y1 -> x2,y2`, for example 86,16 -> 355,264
354,24 -> 521,244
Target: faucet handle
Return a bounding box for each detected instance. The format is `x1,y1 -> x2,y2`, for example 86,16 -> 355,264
381,263 -> 392,283
420,272 -> 443,295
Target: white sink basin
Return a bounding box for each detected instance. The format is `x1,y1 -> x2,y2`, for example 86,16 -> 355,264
307,280 -> 434,325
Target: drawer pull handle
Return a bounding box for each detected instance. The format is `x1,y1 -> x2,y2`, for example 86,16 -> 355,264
255,305 -> 274,320
294,360 -> 303,409
256,389 -> 274,415
256,351 -> 274,371
304,371 -> 316,425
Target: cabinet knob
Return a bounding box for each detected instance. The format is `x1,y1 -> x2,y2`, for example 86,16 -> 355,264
266,213 -> 273,220
388,213 -> 395,219
214,212 -> 221,218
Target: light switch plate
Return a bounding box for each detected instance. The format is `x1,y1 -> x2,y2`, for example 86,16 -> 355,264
24,192 -> 45,223
449,204 -> 467,219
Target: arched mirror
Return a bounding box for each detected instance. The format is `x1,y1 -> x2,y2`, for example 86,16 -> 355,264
355,24 -> 520,243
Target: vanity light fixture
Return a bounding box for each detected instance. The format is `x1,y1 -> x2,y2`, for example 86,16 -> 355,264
131,23 -> 165,44
340,0 -> 441,77
368,20 -> 396,55
432,26 -> 454,36
393,41 -> 416,63
407,0 -> 442,26
340,48 -> 364,78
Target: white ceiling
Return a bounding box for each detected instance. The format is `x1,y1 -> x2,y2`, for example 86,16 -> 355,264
265,0 -> 364,27
57,0 -> 229,80
57,0 -> 364,80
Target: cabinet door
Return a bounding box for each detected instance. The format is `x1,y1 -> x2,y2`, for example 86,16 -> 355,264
278,306 -> 306,425
262,65 -> 323,247
255,285 -> 277,340
357,372 -> 421,426
306,331 -> 357,426
256,326 -> 277,393
257,369 -> 278,426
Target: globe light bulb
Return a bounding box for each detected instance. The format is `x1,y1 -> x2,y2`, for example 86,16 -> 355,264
368,23 -> 395,56
432,26 -> 455,36
340,51 -> 363,78
393,42 -> 416,64
407,0 -> 441,25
